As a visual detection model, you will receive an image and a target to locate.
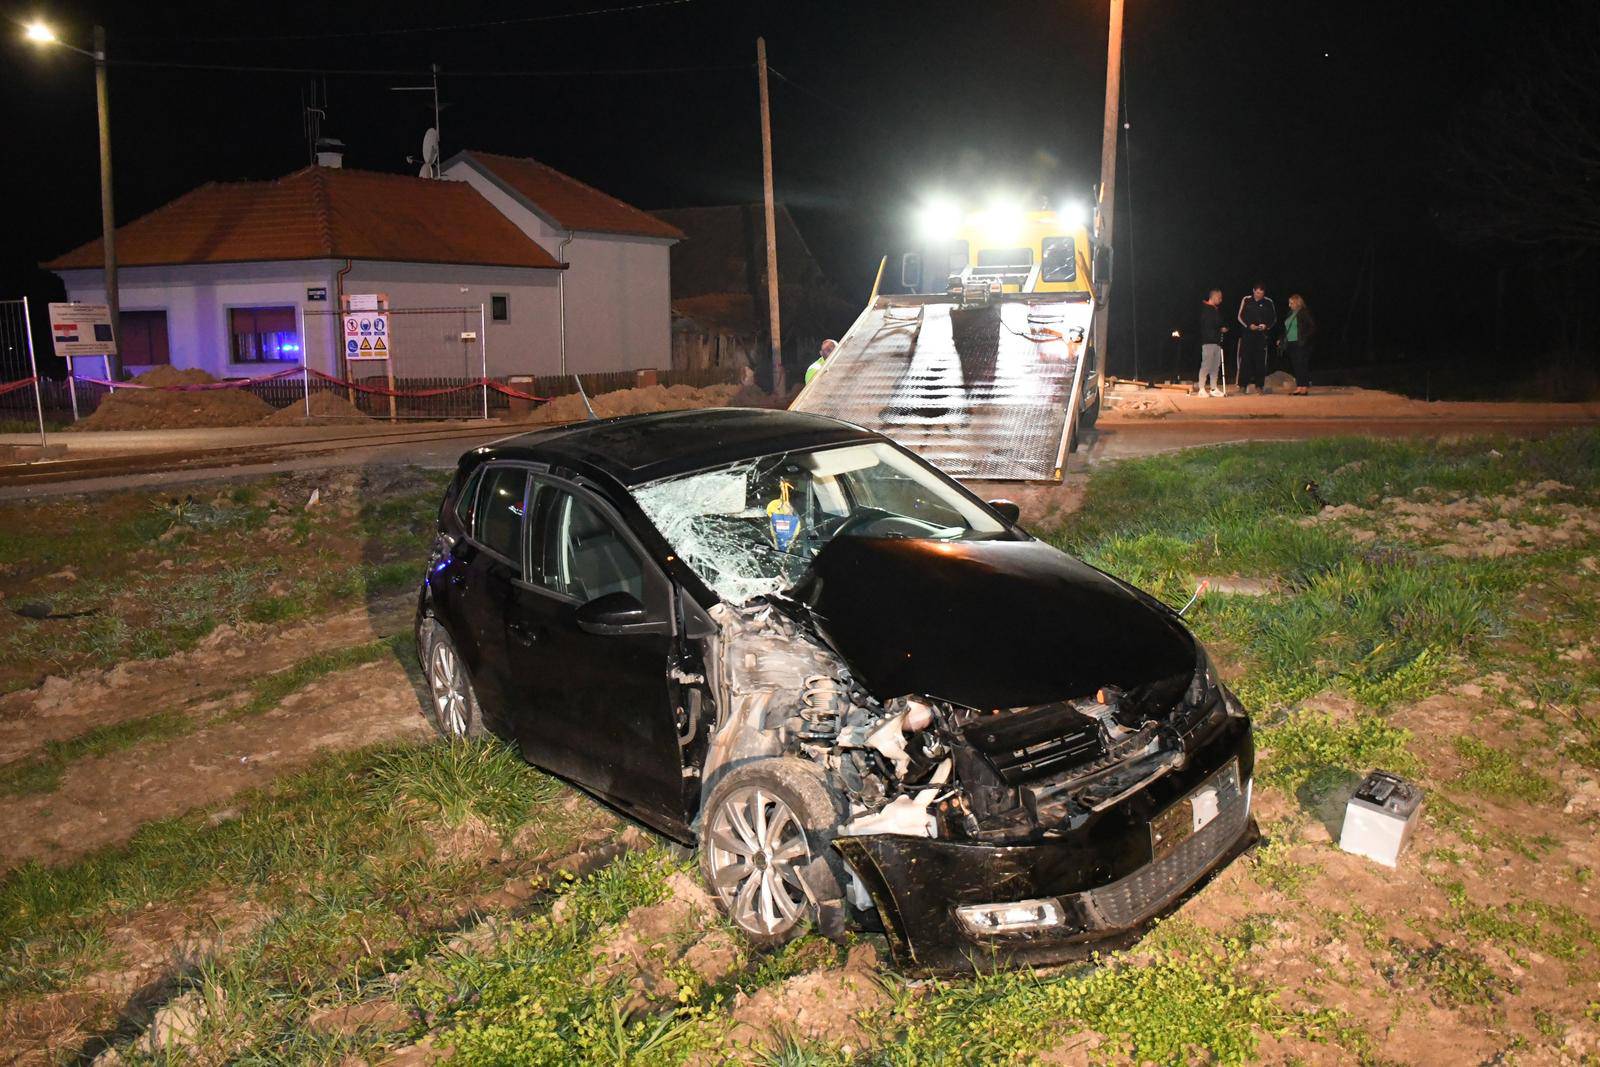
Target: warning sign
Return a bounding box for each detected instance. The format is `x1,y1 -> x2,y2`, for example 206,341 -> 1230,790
344,310 -> 391,360
48,303 -> 118,358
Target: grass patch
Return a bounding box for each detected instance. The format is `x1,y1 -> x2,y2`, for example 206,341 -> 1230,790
1388,940 -> 1511,1007
0,738 -> 566,999
1449,736 -> 1562,805
879,921 -> 1333,1066
1256,710 -> 1418,798
411,850 -> 691,1066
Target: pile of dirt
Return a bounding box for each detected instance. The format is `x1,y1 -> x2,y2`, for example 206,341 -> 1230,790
516,383 -> 747,424
261,390 -> 370,425
70,368 -> 273,431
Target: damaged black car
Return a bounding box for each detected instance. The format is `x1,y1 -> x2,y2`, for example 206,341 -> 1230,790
416,408 -> 1256,971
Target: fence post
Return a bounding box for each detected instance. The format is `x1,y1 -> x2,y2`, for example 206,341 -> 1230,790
20,297 -> 45,446
302,361 -> 311,418
479,303 -> 489,421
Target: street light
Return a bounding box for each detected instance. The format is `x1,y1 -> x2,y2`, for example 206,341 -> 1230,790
24,18 -> 120,380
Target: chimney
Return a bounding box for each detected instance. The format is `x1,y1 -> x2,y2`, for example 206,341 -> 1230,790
314,136 -> 346,168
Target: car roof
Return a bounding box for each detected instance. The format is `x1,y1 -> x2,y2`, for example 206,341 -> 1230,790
473,407 -> 881,486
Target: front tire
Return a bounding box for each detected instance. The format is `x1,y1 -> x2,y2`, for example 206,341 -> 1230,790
699,758 -> 848,947
421,623 -> 485,740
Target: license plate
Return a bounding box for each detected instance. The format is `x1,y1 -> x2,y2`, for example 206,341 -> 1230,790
1150,759 -> 1240,862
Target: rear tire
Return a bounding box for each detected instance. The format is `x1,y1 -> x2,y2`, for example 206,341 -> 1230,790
421,622 -> 485,740
698,758 -> 849,947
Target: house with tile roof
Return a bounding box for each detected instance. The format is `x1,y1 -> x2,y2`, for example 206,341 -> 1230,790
45,154 -> 680,381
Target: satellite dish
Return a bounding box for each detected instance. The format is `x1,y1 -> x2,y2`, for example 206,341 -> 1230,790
418,127 -> 440,178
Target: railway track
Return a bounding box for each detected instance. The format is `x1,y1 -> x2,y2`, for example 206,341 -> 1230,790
0,421 -> 517,488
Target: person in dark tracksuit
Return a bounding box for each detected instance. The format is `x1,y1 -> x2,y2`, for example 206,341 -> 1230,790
1281,293 -> 1317,395
1235,283 -> 1276,394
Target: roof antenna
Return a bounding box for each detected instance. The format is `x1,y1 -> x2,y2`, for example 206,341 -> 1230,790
572,374 -> 599,420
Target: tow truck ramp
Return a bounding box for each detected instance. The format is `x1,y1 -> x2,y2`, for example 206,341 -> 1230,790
791,293 -> 1095,482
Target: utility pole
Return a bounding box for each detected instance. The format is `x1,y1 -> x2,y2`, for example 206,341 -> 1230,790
756,37 -> 784,394
94,24 -> 120,380
1091,0 -> 1124,383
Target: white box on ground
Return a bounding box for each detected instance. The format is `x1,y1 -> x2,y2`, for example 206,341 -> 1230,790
1339,770 -> 1423,868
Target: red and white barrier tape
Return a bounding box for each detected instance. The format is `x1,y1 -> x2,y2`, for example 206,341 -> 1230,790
69,366 -> 554,403
0,376 -> 40,398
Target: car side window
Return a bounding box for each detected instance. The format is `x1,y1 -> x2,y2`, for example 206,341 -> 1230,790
537,489 -> 645,602
475,467 -> 528,565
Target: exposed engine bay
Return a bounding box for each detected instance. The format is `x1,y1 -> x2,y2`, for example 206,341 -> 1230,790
696,595 -> 1225,848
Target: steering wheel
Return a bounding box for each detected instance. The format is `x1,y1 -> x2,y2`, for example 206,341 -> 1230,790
824,507 -> 950,541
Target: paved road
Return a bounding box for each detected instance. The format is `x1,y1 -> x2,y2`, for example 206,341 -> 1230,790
3,402 -> 1596,499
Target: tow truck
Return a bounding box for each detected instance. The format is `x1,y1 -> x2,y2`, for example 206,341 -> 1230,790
791,198 -> 1104,482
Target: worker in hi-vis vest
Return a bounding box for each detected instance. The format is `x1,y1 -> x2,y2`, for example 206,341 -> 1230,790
805,338 -> 838,385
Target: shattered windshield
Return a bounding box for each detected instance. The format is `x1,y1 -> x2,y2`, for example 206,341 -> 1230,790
634,442 -> 1007,603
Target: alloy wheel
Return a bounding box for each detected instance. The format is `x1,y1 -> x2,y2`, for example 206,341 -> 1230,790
705,786 -> 814,937
428,640 -> 469,738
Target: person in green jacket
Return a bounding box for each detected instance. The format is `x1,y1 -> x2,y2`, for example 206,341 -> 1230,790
1281,294 -> 1317,395
804,338 -> 837,385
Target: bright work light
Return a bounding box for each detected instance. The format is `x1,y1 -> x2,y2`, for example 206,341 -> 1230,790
916,197 -> 963,243
977,195 -> 1026,247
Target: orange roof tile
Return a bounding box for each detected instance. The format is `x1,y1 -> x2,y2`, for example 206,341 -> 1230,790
459,151 -> 684,241
44,166 -> 564,271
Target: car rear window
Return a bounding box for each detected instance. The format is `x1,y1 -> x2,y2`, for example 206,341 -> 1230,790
452,466 -> 485,532
475,467 -> 527,564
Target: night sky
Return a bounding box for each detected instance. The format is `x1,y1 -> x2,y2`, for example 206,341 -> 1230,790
0,1 -> 1519,381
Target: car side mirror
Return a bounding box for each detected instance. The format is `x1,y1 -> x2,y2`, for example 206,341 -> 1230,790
988,499 -> 1021,525
574,591 -> 667,636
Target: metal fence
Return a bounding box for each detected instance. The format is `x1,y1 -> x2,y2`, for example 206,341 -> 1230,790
1,295 -> 746,436
303,306 -> 489,419
0,298 -> 45,441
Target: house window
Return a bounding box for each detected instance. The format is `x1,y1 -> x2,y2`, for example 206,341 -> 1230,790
229,306 -> 301,363
491,294 -> 510,322
120,310 -> 171,365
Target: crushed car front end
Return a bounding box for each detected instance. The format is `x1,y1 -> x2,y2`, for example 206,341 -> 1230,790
834,702 -> 1253,971
631,434 -> 1257,971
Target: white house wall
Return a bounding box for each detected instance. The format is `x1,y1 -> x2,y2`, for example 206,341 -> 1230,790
339,262 -> 561,378
444,160 -> 672,372
57,261 -> 341,378
563,233 -> 671,372
57,259 -> 563,380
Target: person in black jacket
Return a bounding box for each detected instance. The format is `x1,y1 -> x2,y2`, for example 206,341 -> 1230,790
1235,283 -> 1276,394
1281,293 -> 1317,395
1197,288 -> 1228,396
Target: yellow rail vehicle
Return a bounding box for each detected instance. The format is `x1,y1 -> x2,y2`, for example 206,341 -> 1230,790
898,203 -> 1093,296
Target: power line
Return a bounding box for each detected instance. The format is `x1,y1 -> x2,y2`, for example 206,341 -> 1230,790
145,0 -> 701,44
108,57 -> 747,79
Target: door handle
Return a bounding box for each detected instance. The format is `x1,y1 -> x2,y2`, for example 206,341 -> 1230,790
508,621 -> 542,647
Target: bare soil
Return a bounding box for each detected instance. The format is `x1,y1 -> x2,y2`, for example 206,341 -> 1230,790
511,383 -> 748,425
70,370 -> 274,432
0,656 -> 430,870
260,390 -> 370,425
0,596 -> 411,766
